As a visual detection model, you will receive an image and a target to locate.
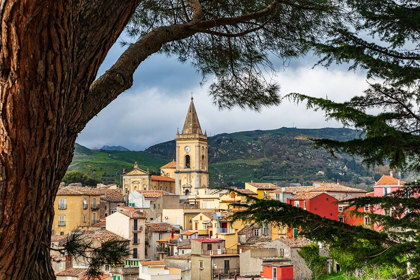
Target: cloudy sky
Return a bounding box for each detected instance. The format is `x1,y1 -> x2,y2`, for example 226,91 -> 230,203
76,36 -> 369,151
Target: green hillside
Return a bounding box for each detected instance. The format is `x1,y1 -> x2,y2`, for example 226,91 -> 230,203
68,128 -> 379,188
68,143 -> 168,185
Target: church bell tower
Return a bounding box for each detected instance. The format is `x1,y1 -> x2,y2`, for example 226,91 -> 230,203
175,97 -> 208,195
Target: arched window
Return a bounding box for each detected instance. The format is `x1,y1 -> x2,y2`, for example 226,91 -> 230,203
185,189 -> 190,196
185,155 -> 190,168
201,155 -> 205,169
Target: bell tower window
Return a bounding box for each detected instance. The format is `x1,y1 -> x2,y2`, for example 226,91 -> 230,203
185,155 -> 190,168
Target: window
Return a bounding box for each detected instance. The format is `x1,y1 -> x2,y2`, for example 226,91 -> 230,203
207,243 -> 212,250
224,260 -> 230,269
154,203 -> 156,209
384,209 -> 390,216
364,205 -> 370,212
133,233 -> 138,244
199,260 -> 203,269
304,201 -> 307,210
384,187 -> 391,196
83,198 -> 87,209
263,227 -> 268,235
158,204 -> 160,209
92,198 -> 97,208
279,248 -> 284,256
83,215 -> 86,223
364,216 -> 370,227
273,267 -> 277,278
93,212 -> 97,224
263,191 -> 268,199
185,155 -> 190,168
58,215 -> 65,226
105,264 -> 110,271
294,201 -> 300,207
133,248 -> 138,259
111,209 -> 116,214
253,229 -> 259,237
339,216 -> 344,223
59,199 -> 66,210
134,219 -> 138,231
338,206 -> 343,212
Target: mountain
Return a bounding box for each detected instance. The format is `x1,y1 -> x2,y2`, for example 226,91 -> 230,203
68,128 -> 382,189
100,145 -> 130,151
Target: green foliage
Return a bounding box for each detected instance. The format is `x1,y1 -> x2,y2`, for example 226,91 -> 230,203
57,232 -> 130,279
123,0 -> 340,111
62,171 -> 101,186
298,244 -> 329,279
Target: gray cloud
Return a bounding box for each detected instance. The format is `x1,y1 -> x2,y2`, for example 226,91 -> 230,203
77,40 -> 370,151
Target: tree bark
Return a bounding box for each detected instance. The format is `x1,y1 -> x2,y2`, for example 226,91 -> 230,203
0,1 -> 139,279
0,0 -> 280,278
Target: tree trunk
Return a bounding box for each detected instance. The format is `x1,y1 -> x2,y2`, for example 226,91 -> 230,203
0,1 -> 139,279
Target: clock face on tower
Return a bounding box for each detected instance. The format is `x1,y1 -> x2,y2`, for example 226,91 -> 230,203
184,146 -> 190,152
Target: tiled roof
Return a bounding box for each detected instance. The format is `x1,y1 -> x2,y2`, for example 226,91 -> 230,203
158,235 -> 180,242
192,238 -> 224,243
177,243 -> 191,249
137,190 -> 173,198
291,192 -> 327,201
146,223 -> 181,232
151,175 -> 175,182
100,189 -> 124,202
57,186 -> 101,196
118,206 -> 136,211
283,186 -> 313,194
55,268 -> 87,277
119,210 -> 146,219
93,221 -> 106,227
78,228 -> 129,243
246,183 -> 280,190
312,182 -> 366,193
275,238 -> 313,248
140,260 -> 165,266
194,212 -> 213,220
51,235 -> 69,246
161,160 -> 176,169
375,175 -> 406,186
237,225 -> 252,235
232,188 -> 257,195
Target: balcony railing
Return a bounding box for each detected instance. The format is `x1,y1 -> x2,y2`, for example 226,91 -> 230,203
217,228 -> 232,234
91,205 -> 100,210
58,205 -> 67,210
58,222 -> 66,226
201,249 -> 237,255
213,268 -> 239,277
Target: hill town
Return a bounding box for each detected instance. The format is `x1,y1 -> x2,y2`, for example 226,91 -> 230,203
52,98 -> 406,280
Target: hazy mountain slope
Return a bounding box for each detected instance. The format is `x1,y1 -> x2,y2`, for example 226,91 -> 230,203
69,128 -> 375,188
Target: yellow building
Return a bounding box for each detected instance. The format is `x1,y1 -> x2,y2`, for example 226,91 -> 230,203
191,212 -> 214,235
209,211 -> 246,251
53,187 -> 101,235
175,97 -> 209,195
219,188 -> 258,210
122,162 -> 175,195
244,182 -> 280,199
160,160 -> 176,179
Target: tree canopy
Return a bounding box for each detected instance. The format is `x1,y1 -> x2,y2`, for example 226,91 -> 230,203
234,0 -> 420,278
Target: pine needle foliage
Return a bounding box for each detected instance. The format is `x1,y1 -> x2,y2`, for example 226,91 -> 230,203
124,0 -> 341,111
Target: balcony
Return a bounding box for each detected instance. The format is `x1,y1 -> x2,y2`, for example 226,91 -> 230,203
58,222 -> 66,227
132,225 -> 143,232
213,268 -> 239,277
58,205 -> 67,210
91,220 -> 100,225
201,249 -> 237,255
91,205 -> 100,210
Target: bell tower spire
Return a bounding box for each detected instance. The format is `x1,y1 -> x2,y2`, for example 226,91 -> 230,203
175,95 -> 208,196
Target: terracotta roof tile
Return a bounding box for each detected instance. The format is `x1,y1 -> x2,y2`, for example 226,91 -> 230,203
193,238 -> 224,243
232,188 -> 257,195
55,268 -> 87,277
181,230 -> 198,236
158,235 -> 180,242
78,229 -> 129,243
57,186 -> 102,196
312,182 -> 366,193
177,243 -> 191,249
118,210 -> 146,219
140,260 -> 165,266
151,175 -> 175,182
146,223 -> 181,232
100,189 -> 124,202
136,190 -> 173,198
247,183 -> 281,190
291,192 -> 327,200
161,160 -> 176,169
375,175 -> 406,186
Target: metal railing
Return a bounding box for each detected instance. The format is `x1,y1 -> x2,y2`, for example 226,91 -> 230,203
156,247 -> 166,253
91,205 -> 100,210
58,222 -> 66,226
58,205 -> 67,210
132,225 -> 143,232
